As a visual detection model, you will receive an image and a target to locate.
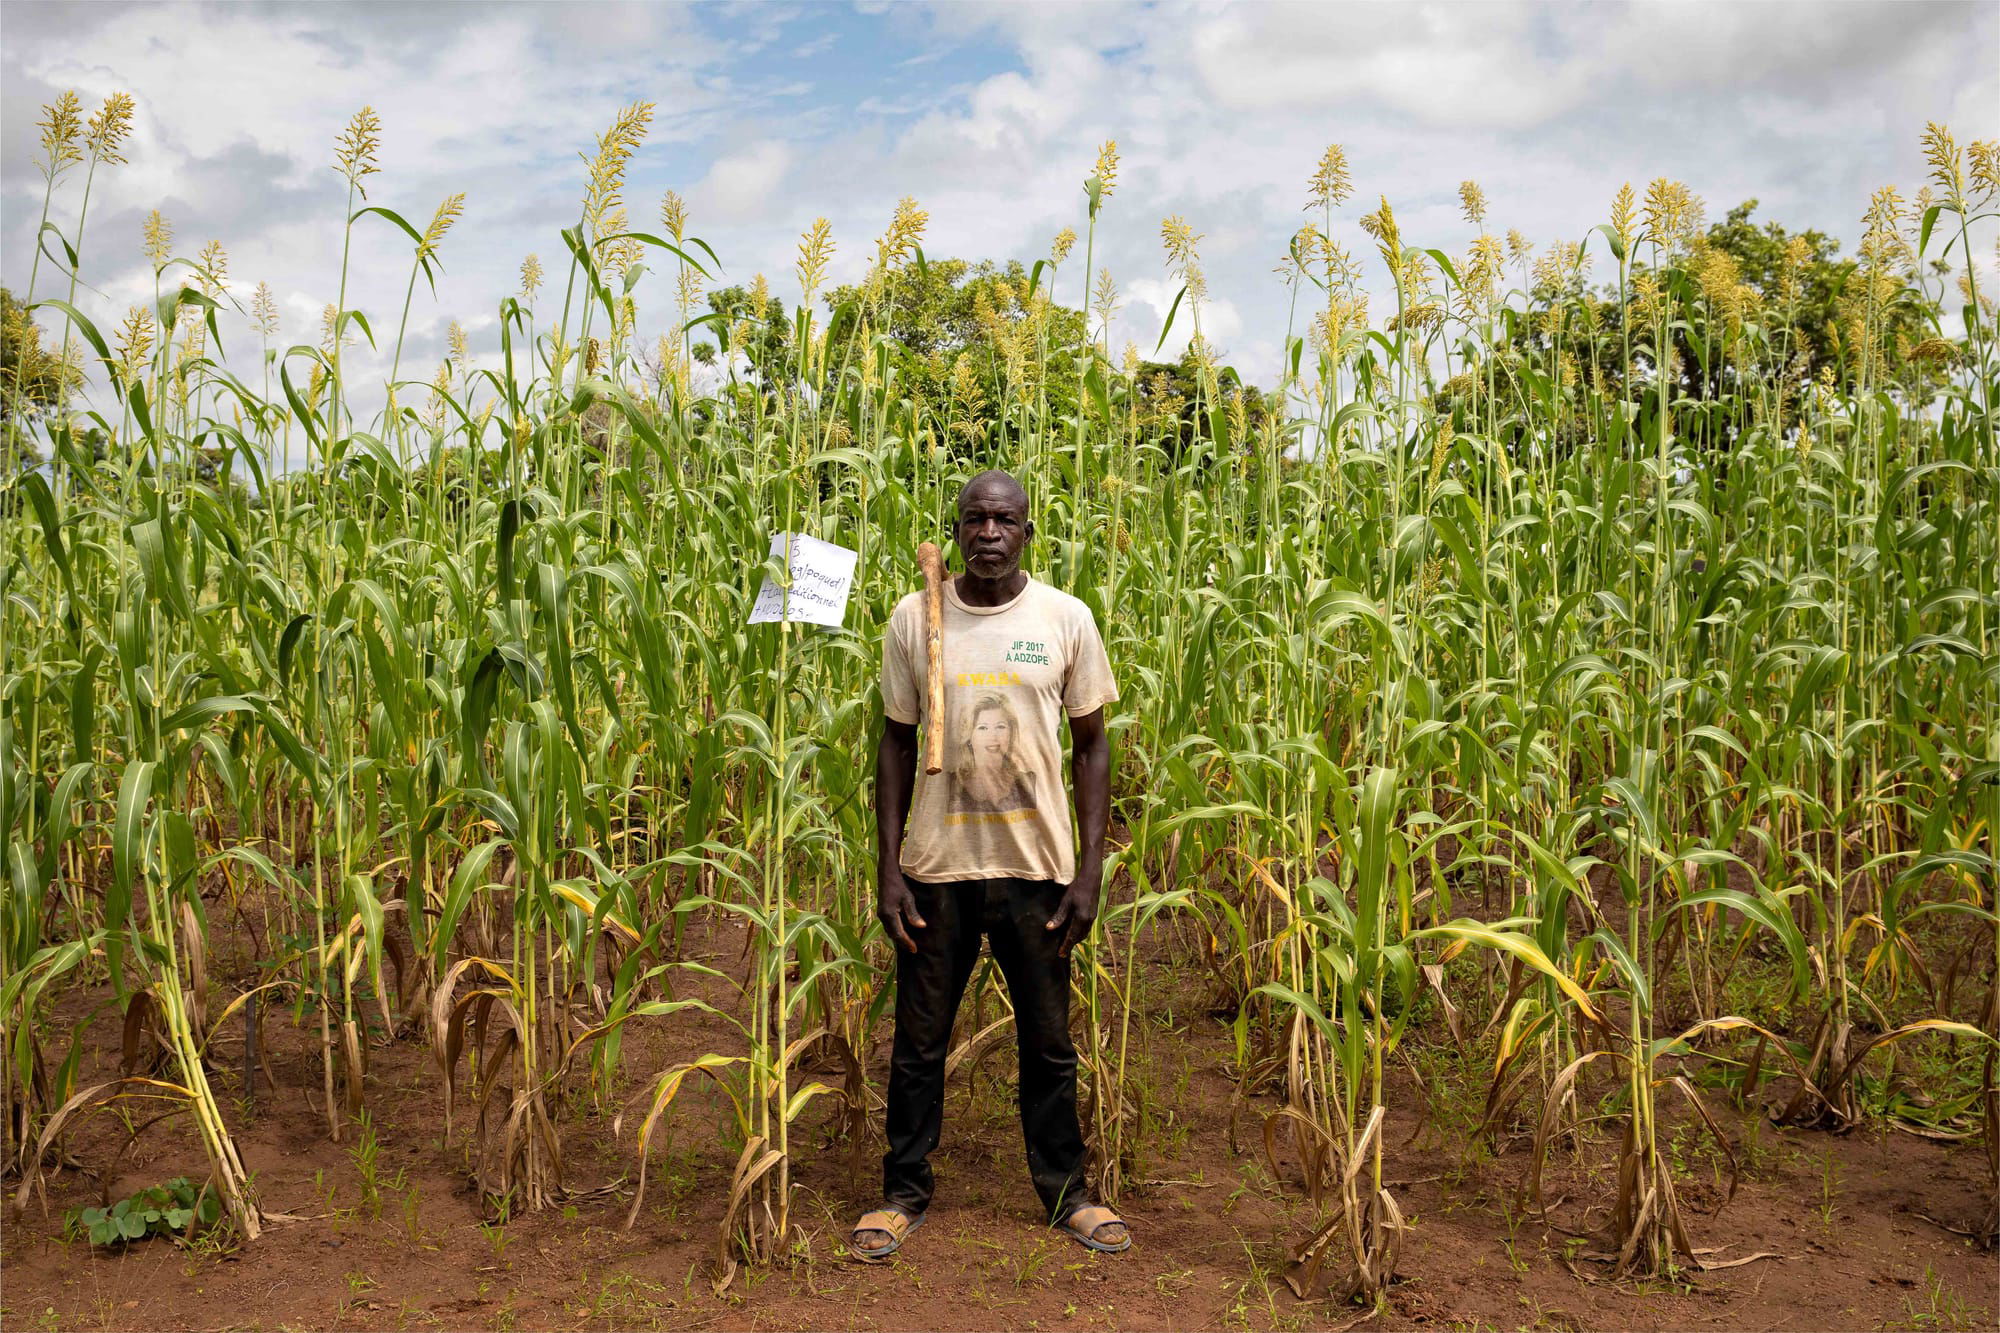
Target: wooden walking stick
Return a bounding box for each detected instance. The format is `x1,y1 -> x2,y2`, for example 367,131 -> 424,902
917,541 -> 946,775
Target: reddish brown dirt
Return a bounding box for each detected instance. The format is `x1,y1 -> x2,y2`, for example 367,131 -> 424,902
4,912 -> 1994,1333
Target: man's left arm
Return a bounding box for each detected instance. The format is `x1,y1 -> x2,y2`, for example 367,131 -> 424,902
1047,705 -> 1109,958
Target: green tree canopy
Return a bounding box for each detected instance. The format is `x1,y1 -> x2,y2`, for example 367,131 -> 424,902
696,258 -> 1270,464
702,282 -> 791,374
1459,200 -> 1953,473
3,287 -> 79,474
824,257 -> 1088,435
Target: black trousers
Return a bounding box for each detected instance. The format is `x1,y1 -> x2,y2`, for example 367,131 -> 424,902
882,876 -> 1090,1222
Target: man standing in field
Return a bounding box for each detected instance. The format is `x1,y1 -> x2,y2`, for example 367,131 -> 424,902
851,470 -> 1130,1259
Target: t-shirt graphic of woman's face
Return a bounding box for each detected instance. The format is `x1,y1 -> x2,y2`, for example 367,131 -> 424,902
950,692 -> 1036,813
973,707 -> 1010,762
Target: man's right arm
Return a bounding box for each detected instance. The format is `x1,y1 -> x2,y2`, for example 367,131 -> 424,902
876,717 -> 926,951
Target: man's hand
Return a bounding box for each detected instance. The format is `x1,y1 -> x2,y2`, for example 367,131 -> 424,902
1045,863 -> 1102,958
877,870 -> 928,953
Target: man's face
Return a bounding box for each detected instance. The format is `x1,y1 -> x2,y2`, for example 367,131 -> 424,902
954,481 -> 1031,579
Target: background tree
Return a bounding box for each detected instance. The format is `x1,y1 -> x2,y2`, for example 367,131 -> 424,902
824,257 -> 1088,453
809,257 -> 1269,463
702,281 -> 791,377
2,287 -> 77,473
1671,199 -> 1945,404
1129,347 -> 1280,459
1460,200 -> 1954,477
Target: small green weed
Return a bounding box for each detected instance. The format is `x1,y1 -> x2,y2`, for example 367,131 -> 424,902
1882,1265 -> 1981,1332
349,1111 -> 405,1220
69,1177 -> 221,1247
399,1180 -> 427,1245
479,1217 -> 514,1266
1816,1149 -> 1841,1229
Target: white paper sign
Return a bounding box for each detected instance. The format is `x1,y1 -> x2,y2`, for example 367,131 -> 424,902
748,531 -> 858,627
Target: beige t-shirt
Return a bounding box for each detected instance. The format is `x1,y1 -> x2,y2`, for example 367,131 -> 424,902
881,576 -> 1117,884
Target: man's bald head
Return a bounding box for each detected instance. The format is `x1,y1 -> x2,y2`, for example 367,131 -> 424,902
957,470 -> 1029,518
952,469 -> 1033,584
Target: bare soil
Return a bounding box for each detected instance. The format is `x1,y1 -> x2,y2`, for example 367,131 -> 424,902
4,911 -> 1994,1333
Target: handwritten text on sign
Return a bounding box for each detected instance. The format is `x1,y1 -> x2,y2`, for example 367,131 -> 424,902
748,532 -> 858,627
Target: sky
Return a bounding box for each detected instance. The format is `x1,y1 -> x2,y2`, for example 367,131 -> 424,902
3,0 -> 1995,425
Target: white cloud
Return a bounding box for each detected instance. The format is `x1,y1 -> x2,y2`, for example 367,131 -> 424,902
697,140 -> 795,219
1185,4 -> 1591,129
4,0 -> 1993,425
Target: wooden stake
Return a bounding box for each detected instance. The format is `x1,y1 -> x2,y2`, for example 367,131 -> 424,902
917,541 -> 945,774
